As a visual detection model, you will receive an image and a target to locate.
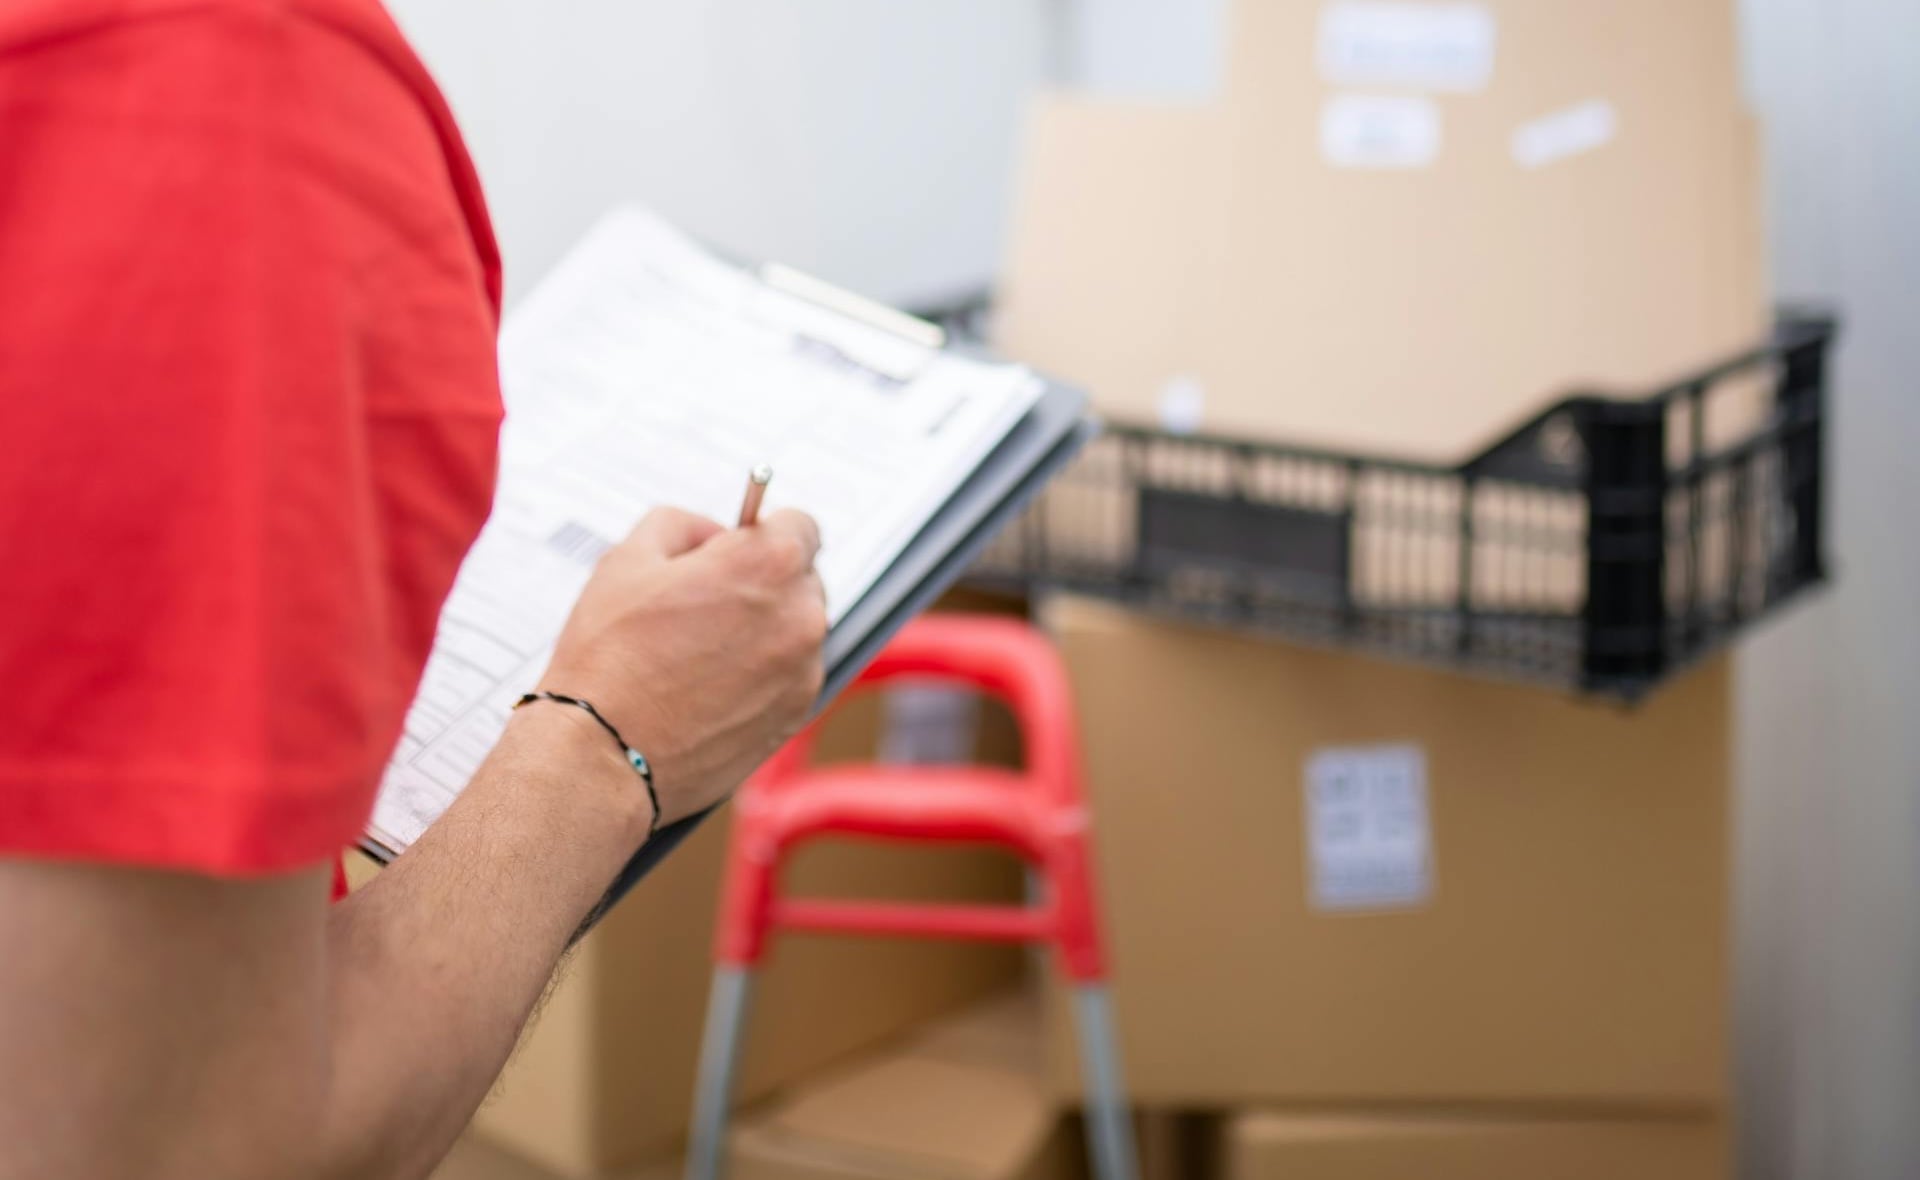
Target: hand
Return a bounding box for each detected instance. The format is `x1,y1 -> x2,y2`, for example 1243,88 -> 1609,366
536,506 -> 828,833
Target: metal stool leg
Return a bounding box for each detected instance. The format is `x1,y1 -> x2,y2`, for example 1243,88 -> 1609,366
1073,984 -> 1139,1180
685,967 -> 756,1180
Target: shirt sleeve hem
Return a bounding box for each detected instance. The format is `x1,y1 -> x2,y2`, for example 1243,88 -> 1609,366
0,762 -> 378,878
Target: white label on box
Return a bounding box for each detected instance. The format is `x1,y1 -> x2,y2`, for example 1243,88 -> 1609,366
1511,99 -> 1618,170
1317,2 -> 1497,91
1304,744 -> 1432,910
1319,94 -> 1442,170
1156,375 -> 1207,434
879,686 -> 982,765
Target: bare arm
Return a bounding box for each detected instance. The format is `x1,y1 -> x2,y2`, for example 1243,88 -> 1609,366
0,705 -> 641,1180
0,509 -> 826,1180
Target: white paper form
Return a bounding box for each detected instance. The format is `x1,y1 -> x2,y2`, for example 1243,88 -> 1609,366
368,208 -> 1043,854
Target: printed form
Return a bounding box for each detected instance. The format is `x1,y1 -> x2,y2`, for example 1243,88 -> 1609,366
368,208 -> 1043,854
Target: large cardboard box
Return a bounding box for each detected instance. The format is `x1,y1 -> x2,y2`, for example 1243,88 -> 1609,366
1041,596 -> 1730,1108
1220,1110 -> 1727,1180
728,993 -> 1083,1180
998,0 -> 1765,461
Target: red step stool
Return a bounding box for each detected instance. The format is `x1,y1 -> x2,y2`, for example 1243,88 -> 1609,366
684,614 -> 1138,1180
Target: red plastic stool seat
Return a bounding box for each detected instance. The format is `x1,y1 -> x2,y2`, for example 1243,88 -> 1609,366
684,614 -> 1136,1180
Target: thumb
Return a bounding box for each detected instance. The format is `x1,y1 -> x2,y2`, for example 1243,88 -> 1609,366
755,509 -> 823,572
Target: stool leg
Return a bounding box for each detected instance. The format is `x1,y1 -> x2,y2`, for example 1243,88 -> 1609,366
1072,984 -> 1139,1180
685,967 -> 755,1180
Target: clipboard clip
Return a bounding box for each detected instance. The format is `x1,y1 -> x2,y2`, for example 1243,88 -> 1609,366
760,263 -> 947,386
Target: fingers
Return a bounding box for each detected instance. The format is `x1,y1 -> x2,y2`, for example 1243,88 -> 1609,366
753,509 -> 823,575
625,507 -> 726,560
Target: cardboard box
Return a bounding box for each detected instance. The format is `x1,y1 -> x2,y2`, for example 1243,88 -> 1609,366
1041,596 -> 1730,1108
728,992 -> 1083,1180
1221,1110 -> 1727,1180
431,1136 -> 678,1180
997,98 -> 1232,442
997,1 -> 1771,625
998,0 -> 1766,461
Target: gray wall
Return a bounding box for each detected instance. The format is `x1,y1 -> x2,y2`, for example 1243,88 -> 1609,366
1736,0 -> 1920,1177
385,0 -> 1052,309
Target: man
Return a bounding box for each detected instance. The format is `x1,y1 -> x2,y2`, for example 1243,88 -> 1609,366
0,1 -> 829,1177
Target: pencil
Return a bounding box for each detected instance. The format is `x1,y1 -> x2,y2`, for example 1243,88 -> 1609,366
738,465 -> 773,527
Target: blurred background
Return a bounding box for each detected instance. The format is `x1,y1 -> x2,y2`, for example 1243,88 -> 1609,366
376,3 -> 1918,1179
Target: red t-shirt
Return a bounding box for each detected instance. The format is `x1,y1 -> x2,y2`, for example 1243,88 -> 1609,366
0,0 -> 503,876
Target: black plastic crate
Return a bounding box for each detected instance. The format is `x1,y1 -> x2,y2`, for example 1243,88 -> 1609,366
965,312 -> 1835,700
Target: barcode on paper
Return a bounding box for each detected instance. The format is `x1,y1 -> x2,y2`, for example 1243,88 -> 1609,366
546,521 -> 612,566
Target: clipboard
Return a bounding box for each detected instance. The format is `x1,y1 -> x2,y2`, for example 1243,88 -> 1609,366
358,240 -> 1094,925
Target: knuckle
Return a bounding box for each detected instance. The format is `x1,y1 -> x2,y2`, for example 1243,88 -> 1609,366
629,506 -> 676,536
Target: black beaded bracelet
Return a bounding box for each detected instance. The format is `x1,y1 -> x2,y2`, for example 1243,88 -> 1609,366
514,691 -> 661,841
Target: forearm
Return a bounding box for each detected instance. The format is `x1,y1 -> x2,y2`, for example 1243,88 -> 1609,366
315,706 -> 653,1180
0,707 -> 661,1180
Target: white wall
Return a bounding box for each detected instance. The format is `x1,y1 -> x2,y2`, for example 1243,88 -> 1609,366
385,0 -> 1053,309
1735,1 -> 1920,1177
1058,0 -> 1228,101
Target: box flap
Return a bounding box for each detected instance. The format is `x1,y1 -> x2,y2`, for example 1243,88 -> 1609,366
745,1056 -> 1053,1180
908,989 -> 1045,1074
731,991 -> 1059,1180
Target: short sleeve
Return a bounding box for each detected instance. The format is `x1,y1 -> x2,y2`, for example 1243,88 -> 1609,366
0,6 -> 502,875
